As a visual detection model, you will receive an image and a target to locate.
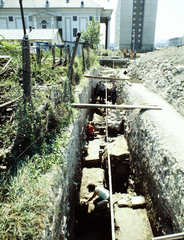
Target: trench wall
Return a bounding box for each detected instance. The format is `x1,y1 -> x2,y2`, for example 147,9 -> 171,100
42,69 -> 100,240
119,82 -> 184,233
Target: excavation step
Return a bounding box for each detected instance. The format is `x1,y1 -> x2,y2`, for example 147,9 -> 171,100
114,206 -> 154,240
82,135 -> 105,167
80,167 -> 107,213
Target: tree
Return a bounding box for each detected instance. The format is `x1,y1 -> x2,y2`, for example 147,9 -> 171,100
81,17 -> 102,50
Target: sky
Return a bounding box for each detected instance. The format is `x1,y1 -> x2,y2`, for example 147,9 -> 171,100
97,0 -> 184,43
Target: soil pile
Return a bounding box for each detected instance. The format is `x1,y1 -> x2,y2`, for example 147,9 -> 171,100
127,46 -> 184,117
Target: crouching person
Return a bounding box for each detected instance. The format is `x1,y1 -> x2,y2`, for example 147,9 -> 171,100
84,183 -> 109,211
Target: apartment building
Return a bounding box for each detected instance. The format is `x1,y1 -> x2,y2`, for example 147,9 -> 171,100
114,0 -> 158,51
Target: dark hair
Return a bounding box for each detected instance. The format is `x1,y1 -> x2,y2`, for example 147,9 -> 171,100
87,183 -> 96,192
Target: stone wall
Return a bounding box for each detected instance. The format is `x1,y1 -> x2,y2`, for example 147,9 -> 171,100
120,82 -> 184,234
42,71 -> 99,240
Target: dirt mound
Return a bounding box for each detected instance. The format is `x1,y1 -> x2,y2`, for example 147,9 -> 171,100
126,46 -> 184,117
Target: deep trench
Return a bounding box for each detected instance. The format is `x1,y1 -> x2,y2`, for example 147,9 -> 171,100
71,88 -> 157,240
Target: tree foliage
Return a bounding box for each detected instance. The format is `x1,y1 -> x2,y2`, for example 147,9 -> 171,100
81,17 -> 101,50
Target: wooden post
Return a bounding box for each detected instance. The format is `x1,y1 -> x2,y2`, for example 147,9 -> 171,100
67,45 -> 71,63
36,46 -> 41,64
22,37 -> 31,102
82,43 -> 85,72
19,0 -> 31,102
67,32 -> 81,102
86,43 -> 90,68
52,46 -> 55,66
60,45 -> 62,63
64,43 -> 67,66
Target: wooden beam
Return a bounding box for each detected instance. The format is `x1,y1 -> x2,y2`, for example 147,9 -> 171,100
151,232 -> 184,240
84,75 -> 129,81
71,103 -> 162,110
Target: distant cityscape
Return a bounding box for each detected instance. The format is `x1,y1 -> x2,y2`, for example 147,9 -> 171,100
110,36 -> 184,50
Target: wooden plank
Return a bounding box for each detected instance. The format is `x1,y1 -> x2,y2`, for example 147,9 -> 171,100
84,75 -> 129,81
151,232 -> 184,240
71,103 -> 162,110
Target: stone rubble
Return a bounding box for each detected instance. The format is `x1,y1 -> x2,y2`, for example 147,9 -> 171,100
126,47 -> 184,117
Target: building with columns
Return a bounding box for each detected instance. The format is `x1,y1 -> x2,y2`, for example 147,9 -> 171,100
114,0 -> 158,51
0,0 -> 113,48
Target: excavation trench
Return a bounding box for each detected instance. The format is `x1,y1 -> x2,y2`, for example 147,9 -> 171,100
72,86 -> 155,240
61,68 -> 184,240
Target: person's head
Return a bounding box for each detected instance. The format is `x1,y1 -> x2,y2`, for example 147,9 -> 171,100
99,81 -> 101,84
87,183 -> 96,192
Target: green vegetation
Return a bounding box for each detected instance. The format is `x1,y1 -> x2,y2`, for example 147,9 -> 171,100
81,17 -> 101,50
0,39 -> 99,239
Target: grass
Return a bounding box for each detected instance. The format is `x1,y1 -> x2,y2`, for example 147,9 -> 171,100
0,39 -> 101,239
0,158 -> 54,239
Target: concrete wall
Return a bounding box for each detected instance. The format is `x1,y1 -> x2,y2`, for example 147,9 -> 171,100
119,82 -> 184,234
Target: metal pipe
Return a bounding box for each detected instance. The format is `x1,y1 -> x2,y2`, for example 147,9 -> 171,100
152,232 -> 184,240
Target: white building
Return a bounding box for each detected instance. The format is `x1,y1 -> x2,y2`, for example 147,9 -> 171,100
167,37 -> 184,47
0,28 -> 63,45
0,0 -> 113,48
114,0 -> 158,51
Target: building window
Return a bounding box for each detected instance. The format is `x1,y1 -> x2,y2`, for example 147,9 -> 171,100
45,0 -> 49,7
41,20 -> 47,24
89,16 -> 93,21
66,0 -> 69,3
73,28 -> 77,37
73,16 -> 77,21
134,6 -> 136,9
133,12 -> 136,15
134,0 -> 137,3
140,6 -> 143,9
57,16 -> 62,21
29,16 -> 32,21
139,23 -> 141,26
133,18 -> 136,21
138,40 -> 141,42
42,25 -> 47,29
133,23 -> 135,26
9,16 -> 13,21
140,12 -> 142,15
132,29 -> 135,32
81,1 -> 84,7
138,34 -> 141,37
140,0 -> 143,3
132,40 -> 134,43
139,29 -> 141,32
139,18 -> 142,21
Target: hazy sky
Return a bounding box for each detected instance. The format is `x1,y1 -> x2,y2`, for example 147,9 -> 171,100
97,0 -> 184,43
